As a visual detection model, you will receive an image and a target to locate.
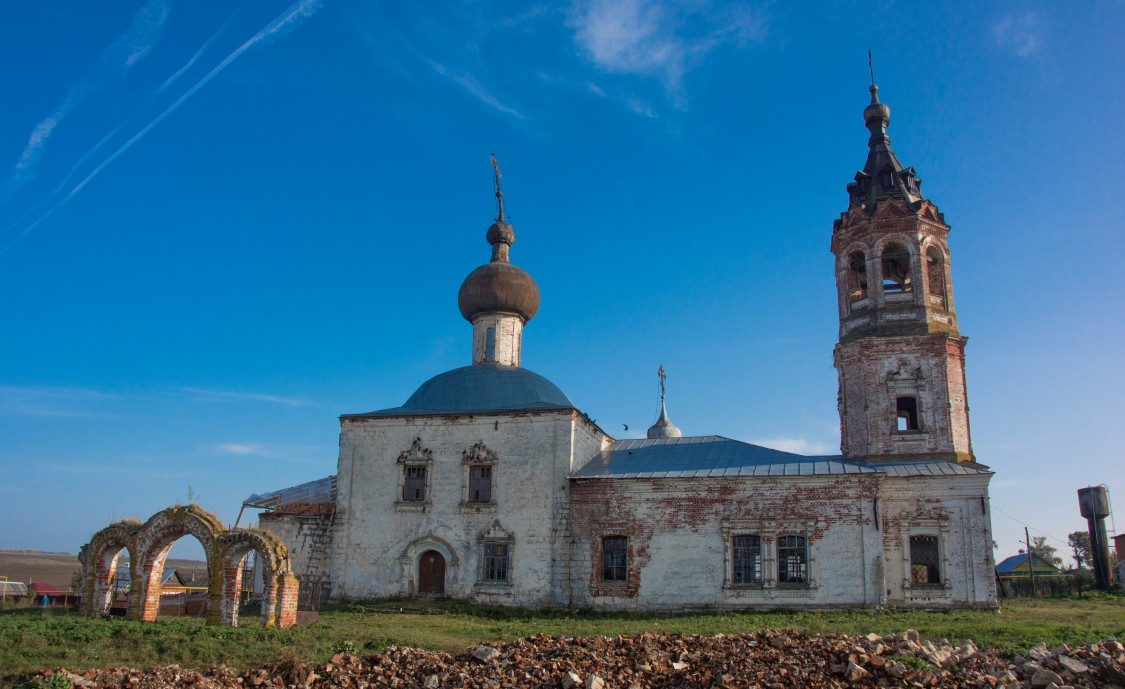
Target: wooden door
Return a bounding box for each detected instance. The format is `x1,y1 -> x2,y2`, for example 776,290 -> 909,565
418,550 -> 445,595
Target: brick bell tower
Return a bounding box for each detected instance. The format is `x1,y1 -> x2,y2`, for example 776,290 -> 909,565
831,79 -> 975,464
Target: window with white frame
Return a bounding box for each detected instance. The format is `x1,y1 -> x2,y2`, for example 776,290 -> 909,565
461,441 -> 499,507
777,535 -> 809,587
395,438 -> 433,508
481,542 -> 509,582
732,535 -> 763,585
402,466 -> 427,501
468,465 -> 492,503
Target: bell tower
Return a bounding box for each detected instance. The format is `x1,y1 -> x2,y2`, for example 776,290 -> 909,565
831,79 -> 975,464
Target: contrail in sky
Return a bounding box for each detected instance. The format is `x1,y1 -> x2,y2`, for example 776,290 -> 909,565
48,13 -> 238,200
1,0 -> 173,202
0,0 -> 325,256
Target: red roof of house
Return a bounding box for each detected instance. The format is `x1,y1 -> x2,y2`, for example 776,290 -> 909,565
28,582 -> 62,596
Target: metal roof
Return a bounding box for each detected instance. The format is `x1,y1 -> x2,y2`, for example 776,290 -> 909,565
0,581 -> 28,596
571,437 -> 993,479
244,475 -> 337,508
572,436 -> 880,479
875,461 -> 991,477
349,364 -> 574,417
996,553 -> 1060,574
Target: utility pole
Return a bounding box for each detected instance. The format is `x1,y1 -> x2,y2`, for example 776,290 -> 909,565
1025,527 -> 1037,597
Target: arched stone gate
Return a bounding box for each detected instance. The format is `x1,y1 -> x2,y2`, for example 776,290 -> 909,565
79,505 -> 297,628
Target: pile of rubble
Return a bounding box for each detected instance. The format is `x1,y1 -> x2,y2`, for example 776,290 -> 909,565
30,631 -> 1125,689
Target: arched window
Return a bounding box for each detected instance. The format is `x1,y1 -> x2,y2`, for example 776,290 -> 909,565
847,251 -> 868,304
926,246 -> 947,305
881,243 -> 912,294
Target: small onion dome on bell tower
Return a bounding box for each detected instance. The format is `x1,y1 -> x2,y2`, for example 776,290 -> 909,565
457,155 -> 540,367
846,54 -> 923,210
647,364 -> 682,439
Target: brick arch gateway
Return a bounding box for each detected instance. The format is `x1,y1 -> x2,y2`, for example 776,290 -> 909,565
79,504 -> 298,628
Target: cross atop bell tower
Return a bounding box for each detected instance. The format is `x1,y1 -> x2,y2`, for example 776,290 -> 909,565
830,76 -> 976,465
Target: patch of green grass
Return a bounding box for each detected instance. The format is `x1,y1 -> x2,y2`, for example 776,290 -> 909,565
1,598 -> 1123,687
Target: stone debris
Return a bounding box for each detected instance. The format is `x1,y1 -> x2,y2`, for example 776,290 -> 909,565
23,631 -> 1125,689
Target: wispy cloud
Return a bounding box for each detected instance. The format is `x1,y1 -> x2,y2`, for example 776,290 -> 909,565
216,442 -> 268,456
180,387 -> 307,408
0,384 -> 119,418
214,441 -> 327,465
0,0 -> 325,255
430,61 -> 525,119
2,0 -> 173,201
570,0 -> 765,93
748,437 -> 836,456
993,11 -> 1046,57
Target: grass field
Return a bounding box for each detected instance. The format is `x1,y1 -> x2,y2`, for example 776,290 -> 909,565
2,597 -> 1124,686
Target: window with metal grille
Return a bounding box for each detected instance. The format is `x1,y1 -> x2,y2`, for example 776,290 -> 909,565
468,465 -> 492,502
732,535 -> 762,585
910,535 -> 941,584
403,466 -> 427,501
601,536 -> 627,582
482,542 -> 509,582
777,535 -> 808,586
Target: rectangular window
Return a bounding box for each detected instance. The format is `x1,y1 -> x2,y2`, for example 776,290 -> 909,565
469,465 -> 492,502
777,535 -> 808,587
482,542 -> 509,582
896,397 -> 919,432
601,536 -> 628,583
910,535 -> 941,584
732,535 -> 762,585
403,466 -> 427,501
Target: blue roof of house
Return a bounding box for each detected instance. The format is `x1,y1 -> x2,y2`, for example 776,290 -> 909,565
996,552 -> 1060,574
347,364 -> 574,417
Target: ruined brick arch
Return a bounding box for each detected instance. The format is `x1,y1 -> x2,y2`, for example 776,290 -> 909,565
214,530 -> 298,628
80,505 -> 296,629
129,505 -> 224,624
79,521 -> 139,618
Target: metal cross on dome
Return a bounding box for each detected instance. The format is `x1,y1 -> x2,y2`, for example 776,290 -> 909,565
490,153 -> 506,223
658,364 -> 667,401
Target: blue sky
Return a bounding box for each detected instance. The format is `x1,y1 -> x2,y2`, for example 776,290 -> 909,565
1,1 -> 1122,566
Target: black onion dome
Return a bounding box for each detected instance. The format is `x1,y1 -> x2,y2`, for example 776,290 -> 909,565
457,217 -> 540,323
458,262 -> 540,322
863,84 -> 891,126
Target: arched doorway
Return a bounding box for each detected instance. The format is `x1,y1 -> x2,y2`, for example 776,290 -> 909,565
418,550 -> 445,595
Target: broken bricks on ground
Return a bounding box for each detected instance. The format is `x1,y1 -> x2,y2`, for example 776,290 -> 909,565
34,631 -> 1125,689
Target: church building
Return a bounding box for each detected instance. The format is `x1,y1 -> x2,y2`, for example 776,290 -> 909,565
249,82 -> 997,610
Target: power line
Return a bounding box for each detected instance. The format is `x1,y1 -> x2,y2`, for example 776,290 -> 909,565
991,506 -> 1070,547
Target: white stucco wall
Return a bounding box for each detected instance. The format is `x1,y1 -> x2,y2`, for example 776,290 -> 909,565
328,409 -> 610,606
879,473 -> 996,608
566,474 -> 886,611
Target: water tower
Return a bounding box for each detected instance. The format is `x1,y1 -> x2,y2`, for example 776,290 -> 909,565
1077,486 -> 1113,591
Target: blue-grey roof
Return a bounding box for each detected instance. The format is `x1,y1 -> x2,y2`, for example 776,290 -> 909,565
572,436 -> 879,478
875,461 -> 991,477
349,364 -> 574,417
571,437 -> 993,479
